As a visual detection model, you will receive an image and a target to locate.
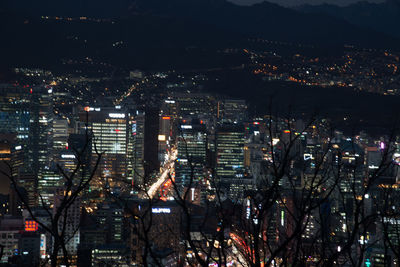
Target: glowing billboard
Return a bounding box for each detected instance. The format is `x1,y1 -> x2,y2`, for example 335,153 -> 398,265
25,220 -> 38,232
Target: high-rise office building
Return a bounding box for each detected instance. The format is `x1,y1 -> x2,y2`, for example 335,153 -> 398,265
53,119 -> 69,151
144,107 -> 160,177
0,139 -> 12,186
215,125 -> 247,199
53,191 -> 81,261
0,85 -> 32,183
37,170 -> 62,205
0,85 -> 31,142
217,99 -> 247,124
50,133 -> 94,200
35,118 -> 69,205
0,215 -> 24,263
158,115 -> 173,164
31,87 -> 54,206
78,107 -> 129,189
78,201 -> 127,266
29,86 -> 54,181
175,122 -> 207,191
173,93 -> 215,118
127,110 -> 145,188
0,85 -> 54,206
160,98 -> 178,119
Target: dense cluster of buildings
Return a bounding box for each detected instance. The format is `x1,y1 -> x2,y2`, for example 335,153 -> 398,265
0,67 -> 400,266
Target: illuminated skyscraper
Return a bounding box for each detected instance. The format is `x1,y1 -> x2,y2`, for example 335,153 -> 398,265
30,86 -> 54,178
175,122 -> 207,190
0,85 -> 32,176
216,125 -> 247,199
53,119 -> 69,151
47,118 -> 71,202
0,138 -> 12,202
37,170 -> 62,204
0,85 -> 54,205
31,87 -> 54,205
0,85 -> 31,141
158,115 -> 173,164
79,107 -> 129,189
127,110 -> 145,188
56,134 -> 93,197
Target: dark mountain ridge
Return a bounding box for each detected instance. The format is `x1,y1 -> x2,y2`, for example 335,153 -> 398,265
130,0 -> 399,48
2,0 -> 399,47
1,0 -> 399,71
296,0 -> 400,38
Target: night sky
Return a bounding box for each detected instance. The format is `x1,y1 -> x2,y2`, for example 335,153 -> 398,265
228,0 -> 385,7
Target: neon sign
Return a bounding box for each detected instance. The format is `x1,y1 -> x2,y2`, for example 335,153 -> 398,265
25,220 -> 38,232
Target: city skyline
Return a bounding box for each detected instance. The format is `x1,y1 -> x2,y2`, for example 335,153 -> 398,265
0,0 -> 400,266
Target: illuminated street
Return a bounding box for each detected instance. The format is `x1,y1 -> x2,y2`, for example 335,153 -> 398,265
147,148 -> 177,198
